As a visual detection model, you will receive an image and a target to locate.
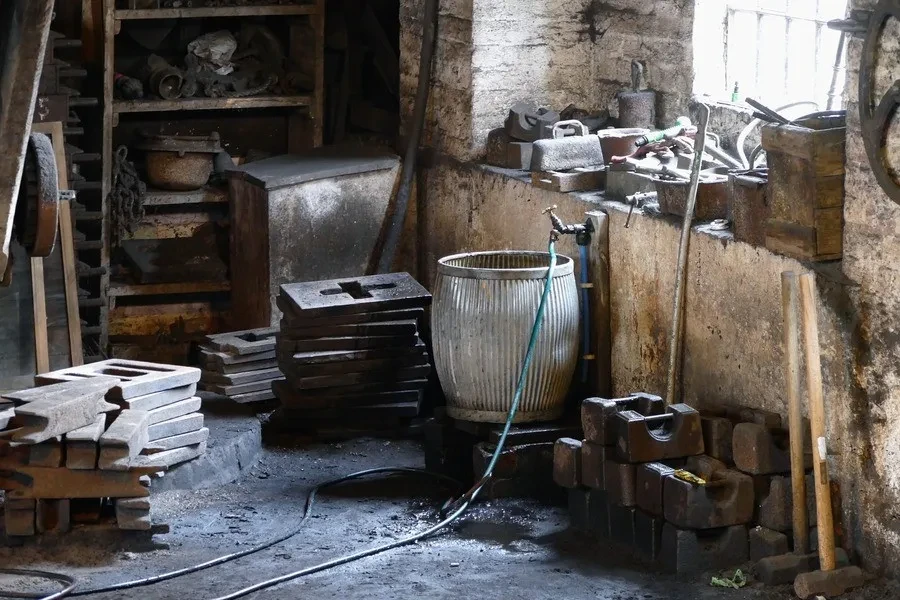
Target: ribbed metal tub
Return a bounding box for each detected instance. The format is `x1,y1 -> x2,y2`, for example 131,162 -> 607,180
432,251 -> 579,423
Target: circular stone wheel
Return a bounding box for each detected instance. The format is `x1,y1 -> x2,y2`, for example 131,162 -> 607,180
15,132 -> 60,257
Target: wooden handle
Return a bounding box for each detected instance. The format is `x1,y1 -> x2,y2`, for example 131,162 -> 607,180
799,272 -> 835,570
782,271 -> 808,554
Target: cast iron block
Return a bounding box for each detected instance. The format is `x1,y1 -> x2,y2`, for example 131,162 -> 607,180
635,462 -> 675,517
634,509 -> 665,563
604,457 -> 636,507
660,524 -> 749,574
553,438 -> 582,489
581,441 -> 606,490
663,469 -> 754,529
581,393 -> 664,446
614,403 -> 704,463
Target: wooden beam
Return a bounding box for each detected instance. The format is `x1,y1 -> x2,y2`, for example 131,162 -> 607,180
0,0 -> 55,274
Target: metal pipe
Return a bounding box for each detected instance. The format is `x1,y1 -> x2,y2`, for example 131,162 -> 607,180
665,101 -> 711,405
827,31 -> 847,111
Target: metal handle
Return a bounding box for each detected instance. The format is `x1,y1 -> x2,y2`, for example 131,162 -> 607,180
551,120 -> 589,139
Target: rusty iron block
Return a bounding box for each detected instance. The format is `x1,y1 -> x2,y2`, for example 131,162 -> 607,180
581,441 -> 606,490
604,457 -> 636,507
581,393 -> 664,446
636,462 -> 675,517
749,526 -> 789,562
701,416 -> 734,464
568,488 -> 590,530
609,504 -> 636,552
588,490 -> 610,538
613,403 -> 704,463
553,438 -> 582,489
635,509 -> 665,563
660,524 -> 749,574
684,454 -> 728,480
732,422 -> 809,475
663,469 -> 754,530
753,475 -> 792,532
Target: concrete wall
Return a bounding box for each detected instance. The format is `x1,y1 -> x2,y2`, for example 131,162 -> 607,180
400,0 -> 695,160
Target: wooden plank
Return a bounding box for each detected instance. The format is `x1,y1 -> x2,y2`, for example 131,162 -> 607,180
0,466 -> 153,499
31,258 -> 50,374
108,281 -> 230,297
113,95 -> 313,114
115,6 -> 317,20
0,0 -> 55,274
228,181 -> 271,329
142,187 -> 227,207
32,121 -> 83,366
109,302 -> 217,337
815,207 -> 844,257
313,0 -> 325,147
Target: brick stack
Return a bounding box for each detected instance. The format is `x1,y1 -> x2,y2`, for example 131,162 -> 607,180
555,398 -> 820,575
199,327 -> 283,403
1,359 -> 207,536
272,273 -> 432,429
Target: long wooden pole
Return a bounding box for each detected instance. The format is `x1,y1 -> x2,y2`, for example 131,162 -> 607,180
799,272 -> 835,571
782,271 -> 808,554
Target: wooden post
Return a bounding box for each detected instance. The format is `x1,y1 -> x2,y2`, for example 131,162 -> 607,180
30,257 -> 50,374
798,272 -> 836,571
33,121 -> 83,367
781,270 -> 807,554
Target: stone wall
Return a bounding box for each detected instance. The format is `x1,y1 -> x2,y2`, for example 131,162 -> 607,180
834,0 -> 900,576
400,0 -> 695,160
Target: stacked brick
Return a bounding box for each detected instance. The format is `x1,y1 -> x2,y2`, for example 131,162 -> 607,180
1,359 -> 207,536
555,396 -> 816,574
199,327 -> 283,403
271,274 -> 432,429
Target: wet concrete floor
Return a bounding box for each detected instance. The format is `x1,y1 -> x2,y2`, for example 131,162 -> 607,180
1,437 -> 897,600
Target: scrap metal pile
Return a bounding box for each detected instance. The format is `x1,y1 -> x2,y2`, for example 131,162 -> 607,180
116,23 -> 311,101
0,359 -> 205,536
271,273 -> 432,432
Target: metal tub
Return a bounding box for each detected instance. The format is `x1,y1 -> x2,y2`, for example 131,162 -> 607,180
432,251 -> 579,423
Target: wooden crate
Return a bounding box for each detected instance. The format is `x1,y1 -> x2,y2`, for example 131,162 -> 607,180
762,114 -> 845,261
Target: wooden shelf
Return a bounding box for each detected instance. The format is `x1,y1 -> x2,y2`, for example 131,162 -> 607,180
114,95 -> 312,114
115,5 -> 316,20
143,187 -> 228,207
108,281 -> 231,297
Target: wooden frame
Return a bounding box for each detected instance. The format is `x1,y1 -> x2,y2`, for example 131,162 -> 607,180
31,121 -> 84,369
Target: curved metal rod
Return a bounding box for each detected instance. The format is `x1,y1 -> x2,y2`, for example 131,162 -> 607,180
665,101 -> 710,405
736,101 -> 820,168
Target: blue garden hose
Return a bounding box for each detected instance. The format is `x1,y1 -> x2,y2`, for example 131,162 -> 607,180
16,236 -> 560,600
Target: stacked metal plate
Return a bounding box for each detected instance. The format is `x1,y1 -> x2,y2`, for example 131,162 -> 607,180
273,273 -> 432,426
199,328 -> 283,404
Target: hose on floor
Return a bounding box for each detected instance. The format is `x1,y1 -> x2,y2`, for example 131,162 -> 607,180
4,237 -> 559,600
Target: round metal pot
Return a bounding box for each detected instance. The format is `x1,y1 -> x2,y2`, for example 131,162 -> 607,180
432,250 -> 579,423
596,128 -> 649,163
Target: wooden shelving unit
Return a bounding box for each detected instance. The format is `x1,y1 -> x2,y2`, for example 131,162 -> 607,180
115,5 -> 316,19
101,0 -> 324,362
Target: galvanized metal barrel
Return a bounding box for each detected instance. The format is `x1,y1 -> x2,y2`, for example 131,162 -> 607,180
432,250 -> 579,423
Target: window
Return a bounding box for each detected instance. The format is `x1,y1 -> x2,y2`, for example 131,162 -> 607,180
693,0 -> 849,110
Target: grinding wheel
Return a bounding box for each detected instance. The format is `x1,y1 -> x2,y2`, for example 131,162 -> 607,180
14,132 -> 59,257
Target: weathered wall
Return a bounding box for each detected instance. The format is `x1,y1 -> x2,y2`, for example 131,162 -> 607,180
400,0 -> 695,160
834,0 -> 900,576
419,161 -> 868,569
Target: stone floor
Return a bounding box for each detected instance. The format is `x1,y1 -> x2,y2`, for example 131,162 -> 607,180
1,436 -> 897,600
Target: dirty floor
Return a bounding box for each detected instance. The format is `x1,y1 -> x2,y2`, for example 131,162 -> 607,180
1,437 -> 897,600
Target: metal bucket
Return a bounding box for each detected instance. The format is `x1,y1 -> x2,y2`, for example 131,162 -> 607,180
432,250 -> 579,423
